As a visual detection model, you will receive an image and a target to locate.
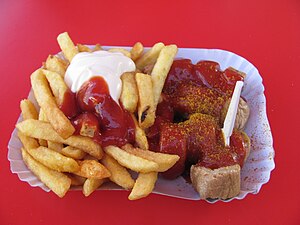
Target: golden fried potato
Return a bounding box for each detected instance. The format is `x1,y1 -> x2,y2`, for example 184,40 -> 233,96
47,141 -> 63,152
21,148 -> 71,198
130,42 -> 144,61
26,146 -> 80,173
57,32 -> 78,62
31,69 -> 75,139
83,178 -> 106,197
108,48 -> 131,58
131,114 -> 149,150
101,154 -> 135,190
67,173 -> 86,186
93,44 -> 102,52
120,72 -> 138,113
128,172 -> 157,200
74,160 -> 111,179
104,145 -> 159,173
122,144 -> 179,172
16,119 -> 103,159
135,42 -> 165,70
61,146 -> 87,160
151,45 -> 177,109
44,55 -> 68,77
42,69 -> 69,107
135,73 -> 155,129
20,99 -> 38,120
17,131 -> 39,150
77,44 -> 92,52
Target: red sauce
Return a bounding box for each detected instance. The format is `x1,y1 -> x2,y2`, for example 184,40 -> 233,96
164,59 -> 244,95
59,90 -> 78,119
62,76 -> 135,148
148,59 -> 248,179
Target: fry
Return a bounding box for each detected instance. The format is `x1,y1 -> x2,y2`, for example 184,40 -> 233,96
77,44 -> 92,52
19,100 -> 40,150
31,69 -> 75,139
151,45 -> 178,108
83,178 -> 106,197
17,131 -> 39,150
42,69 -> 69,106
120,72 -> 138,113
128,172 -> 158,200
74,160 -> 111,179
57,32 -> 78,62
21,148 -> 71,198
104,145 -> 159,173
20,99 -> 38,120
130,42 -> 143,61
38,109 -> 49,147
108,48 -> 131,58
136,73 -> 155,129
135,42 -> 164,70
131,114 -> 149,150
26,146 -> 79,173
16,119 -> 103,159
93,44 -> 102,51
122,144 -> 179,172
67,173 -> 86,186
39,107 -> 63,154
101,154 -> 135,190
47,141 -> 63,152
44,55 -> 68,77
61,146 -> 86,160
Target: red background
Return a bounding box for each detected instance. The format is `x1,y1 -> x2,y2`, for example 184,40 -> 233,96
0,0 -> 299,224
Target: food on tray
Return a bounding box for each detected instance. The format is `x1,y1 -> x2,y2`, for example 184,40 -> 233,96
15,31 -> 251,200
147,59 -> 251,199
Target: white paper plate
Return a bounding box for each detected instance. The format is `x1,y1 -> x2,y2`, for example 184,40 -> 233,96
7,47 -> 275,202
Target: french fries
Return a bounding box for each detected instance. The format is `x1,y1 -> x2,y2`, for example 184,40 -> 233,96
47,141 -> 63,152
37,109 -> 48,147
26,146 -> 80,173
16,32 -> 181,200
151,45 -> 178,109
61,146 -> 87,160
130,42 -> 143,61
83,178 -> 106,197
108,48 -> 131,58
20,100 -> 38,120
42,69 -> 69,106
104,145 -> 159,173
31,69 -> 75,139
17,131 -> 39,150
135,42 -> 165,70
21,148 -> 71,198
101,154 -> 135,190
128,172 -> 158,200
57,32 -> 78,62
74,160 -> 111,179
131,114 -> 149,150
120,72 -> 138,113
16,119 -> 103,159
44,55 -> 68,77
67,173 -> 86,186
136,73 -> 155,129
122,144 -> 179,172
77,44 -> 92,52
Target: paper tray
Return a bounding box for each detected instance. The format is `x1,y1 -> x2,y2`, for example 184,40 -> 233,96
8,47 -> 275,202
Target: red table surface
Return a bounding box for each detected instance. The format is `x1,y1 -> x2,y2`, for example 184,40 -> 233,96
0,0 -> 299,224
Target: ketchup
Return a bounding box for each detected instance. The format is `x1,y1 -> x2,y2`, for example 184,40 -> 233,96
164,59 -> 244,95
61,76 -> 135,148
148,59 -> 248,179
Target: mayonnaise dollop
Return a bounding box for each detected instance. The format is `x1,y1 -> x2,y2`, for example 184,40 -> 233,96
65,51 -> 136,103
